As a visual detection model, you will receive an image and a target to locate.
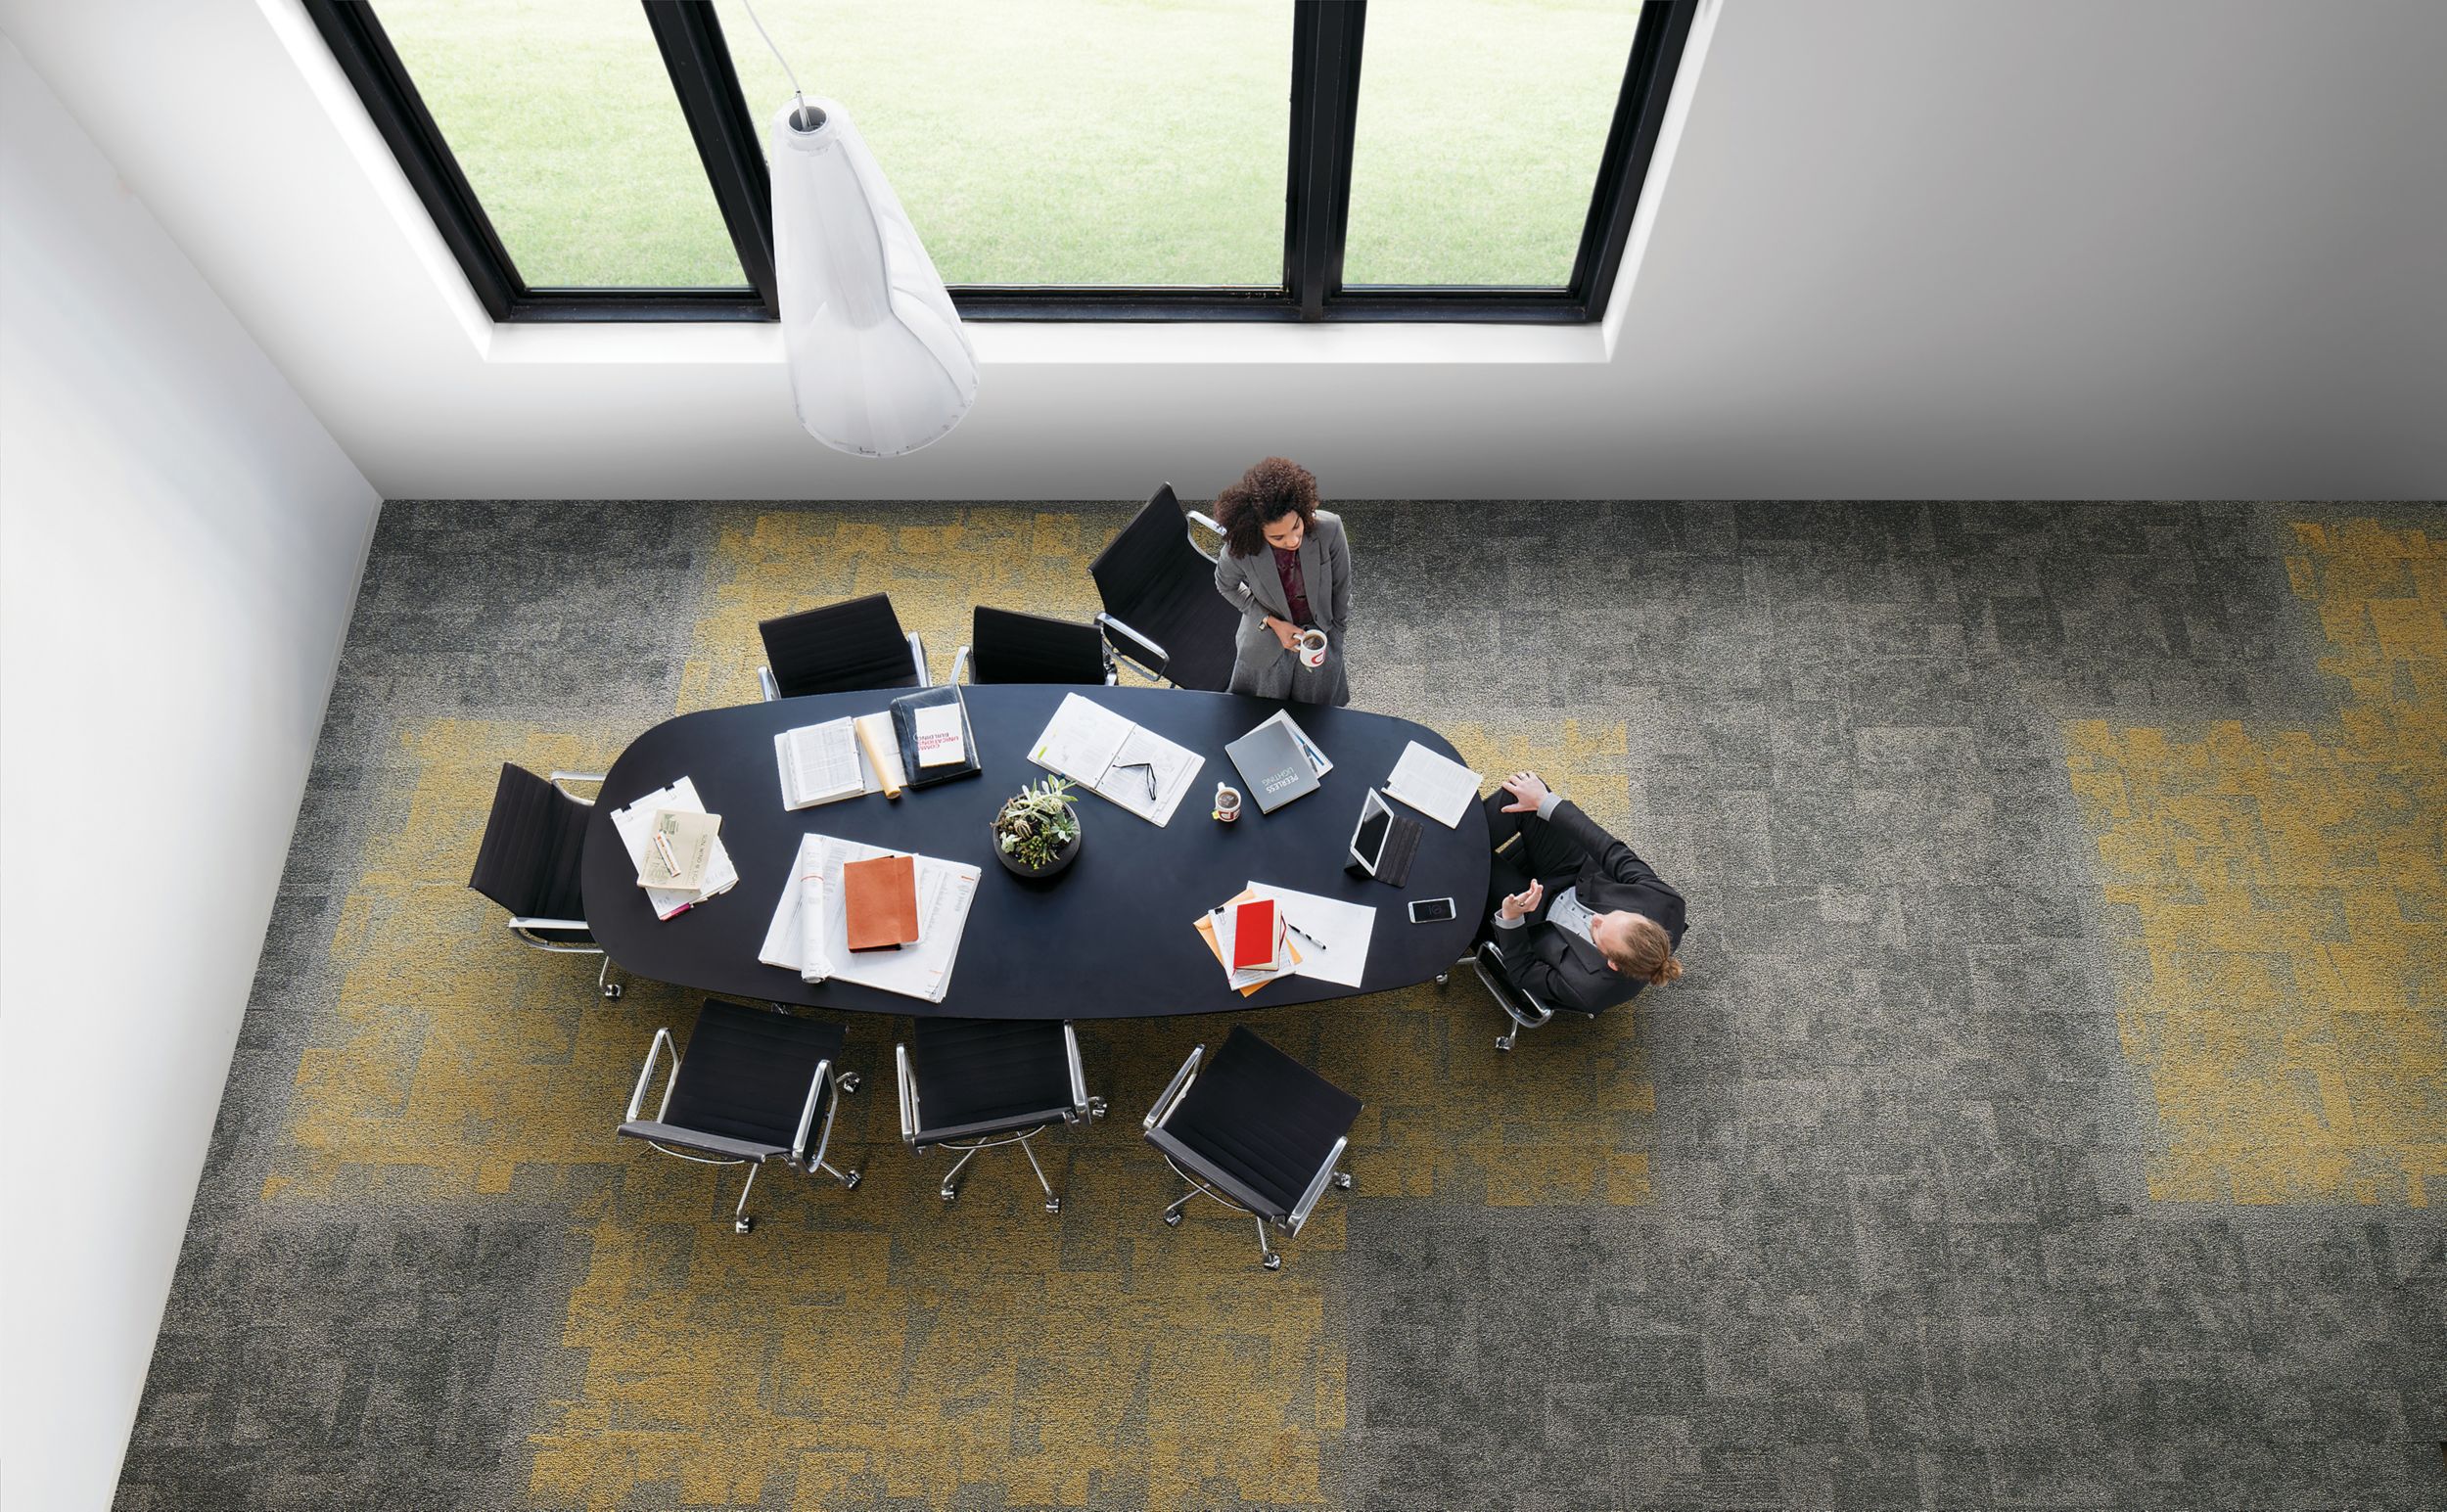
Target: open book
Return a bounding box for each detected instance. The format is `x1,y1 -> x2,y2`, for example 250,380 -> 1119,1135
1027,692 -> 1204,826
775,712 -> 907,810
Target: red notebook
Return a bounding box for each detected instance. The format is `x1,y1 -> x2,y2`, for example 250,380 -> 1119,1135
1230,898 -> 1278,971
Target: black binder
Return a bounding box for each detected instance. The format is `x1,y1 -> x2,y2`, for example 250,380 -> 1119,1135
890,684 -> 982,789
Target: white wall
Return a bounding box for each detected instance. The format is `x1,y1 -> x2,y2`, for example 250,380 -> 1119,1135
6,0 -> 2443,502
0,35 -> 379,1512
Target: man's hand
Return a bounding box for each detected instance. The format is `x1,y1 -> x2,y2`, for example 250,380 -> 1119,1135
1498,879 -> 1545,922
1264,616 -> 1301,652
1500,770 -> 1552,814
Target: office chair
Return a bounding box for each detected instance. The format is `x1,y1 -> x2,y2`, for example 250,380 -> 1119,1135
757,592 -> 931,701
1142,1027 -> 1359,1270
897,1018 -> 1104,1213
1467,939 -> 1576,1052
468,762 -> 623,999
618,998 -> 861,1234
950,605 -> 1117,686
1086,482 -> 1240,691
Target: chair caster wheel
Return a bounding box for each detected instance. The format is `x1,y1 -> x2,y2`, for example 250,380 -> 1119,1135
1164,1211 -> 1183,1227
1435,973 -> 1450,986
842,1169 -> 861,1189
1261,1252 -> 1282,1271
1496,1036 -> 1514,1052
1044,1197 -> 1062,1214
1333,1171 -> 1354,1191
734,1216 -> 753,1234
602,983 -> 623,1000
1088,1097 -> 1108,1121
839,1073 -> 860,1093
941,1185 -> 958,1203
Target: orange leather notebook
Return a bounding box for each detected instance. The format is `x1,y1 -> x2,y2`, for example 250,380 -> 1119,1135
841,853 -> 920,951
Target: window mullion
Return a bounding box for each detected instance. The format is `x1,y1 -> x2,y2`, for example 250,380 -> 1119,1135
1572,0 -> 1700,319
1284,1 -> 1364,321
640,1 -> 780,316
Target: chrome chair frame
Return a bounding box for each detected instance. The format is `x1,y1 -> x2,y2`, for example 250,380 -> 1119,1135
1458,939 -> 1563,1051
621,1023 -> 862,1234
1184,508 -> 1226,565
502,770 -> 623,1000
759,629 -> 930,703
896,1024 -> 1105,1214
1142,1044 -> 1353,1271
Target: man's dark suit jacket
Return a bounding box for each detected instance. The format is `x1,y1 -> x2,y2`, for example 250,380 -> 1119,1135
1491,799 -> 1686,1017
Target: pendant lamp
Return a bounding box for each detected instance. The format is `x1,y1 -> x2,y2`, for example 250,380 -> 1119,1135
769,97 -> 978,457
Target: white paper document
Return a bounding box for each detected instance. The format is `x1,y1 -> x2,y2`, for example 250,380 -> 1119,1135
1245,881 -> 1376,988
611,777 -> 738,920
913,703 -> 966,767
1383,742 -> 1482,829
1028,692 -> 1204,826
759,834 -> 980,1003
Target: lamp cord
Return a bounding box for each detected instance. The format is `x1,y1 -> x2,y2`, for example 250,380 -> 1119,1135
736,0 -> 810,126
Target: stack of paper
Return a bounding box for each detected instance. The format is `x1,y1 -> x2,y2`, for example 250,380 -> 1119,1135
759,835 -> 980,1003
1028,692 -> 1204,826
611,778 -> 739,920
1192,888 -> 1304,996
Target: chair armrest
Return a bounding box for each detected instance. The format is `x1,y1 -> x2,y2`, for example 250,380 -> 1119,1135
1284,1134 -> 1350,1236
617,1121 -> 783,1164
790,1057 -> 833,1167
509,918 -> 602,954
548,771 -> 606,804
1185,509 -> 1225,565
1473,940 -> 1554,1029
950,645 -> 972,685
896,1041 -> 920,1145
1062,1022 -> 1089,1116
1095,613 -> 1170,681
906,630 -> 931,687
625,1028 -> 678,1123
1142,1044 -> 1203,1130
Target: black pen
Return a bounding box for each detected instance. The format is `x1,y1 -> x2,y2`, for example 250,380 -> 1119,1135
1284,918 -> 1327,953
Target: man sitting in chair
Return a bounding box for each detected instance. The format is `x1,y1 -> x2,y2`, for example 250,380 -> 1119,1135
1481,771 -> 1686,1015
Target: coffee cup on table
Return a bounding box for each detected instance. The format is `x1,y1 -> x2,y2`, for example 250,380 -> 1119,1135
1212,784 -> 1242,823
1295,627 -> 1328,669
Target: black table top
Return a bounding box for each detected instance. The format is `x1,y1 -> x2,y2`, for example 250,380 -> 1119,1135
582,685 -> 1490,1019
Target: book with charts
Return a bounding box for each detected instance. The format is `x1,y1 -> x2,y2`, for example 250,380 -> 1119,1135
633,807 -> 720,893
841,852 -> 920,951
1224,717 -> 1322,813
1027,692 -> 1204,826
758,835 -> 980,1003
889,685 -> 982,789
610,777 -> 738,920
1382,742 -> 1483,829
775,713 -> 906,810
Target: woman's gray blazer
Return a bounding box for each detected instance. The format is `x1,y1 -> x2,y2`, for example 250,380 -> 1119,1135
1212,509 -> 1353,706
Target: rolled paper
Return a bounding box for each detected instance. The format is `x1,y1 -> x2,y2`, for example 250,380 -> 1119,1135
799,865 -> 832,983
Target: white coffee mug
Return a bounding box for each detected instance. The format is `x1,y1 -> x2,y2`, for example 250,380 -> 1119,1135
1296,627 -> 1329,669
1213,784 -> 1243,822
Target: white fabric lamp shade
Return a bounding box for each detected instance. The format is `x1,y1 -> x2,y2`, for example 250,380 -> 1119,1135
769,98 -> 978,457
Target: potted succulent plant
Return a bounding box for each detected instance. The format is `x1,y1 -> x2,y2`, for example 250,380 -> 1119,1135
992,775 -> 1082,880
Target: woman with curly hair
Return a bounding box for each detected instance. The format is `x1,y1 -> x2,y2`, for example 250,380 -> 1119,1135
1210,456 -> 1354,706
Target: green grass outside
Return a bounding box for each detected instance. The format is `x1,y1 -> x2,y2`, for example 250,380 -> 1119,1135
377,0 -> 1643,291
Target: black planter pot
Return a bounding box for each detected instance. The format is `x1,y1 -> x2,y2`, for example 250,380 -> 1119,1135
994,825 -> 1081,881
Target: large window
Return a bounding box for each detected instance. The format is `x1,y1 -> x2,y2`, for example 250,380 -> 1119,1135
308,0 -> 1698,323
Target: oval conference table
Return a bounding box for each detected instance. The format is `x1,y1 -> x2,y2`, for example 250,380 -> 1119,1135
582,685 -> 1490,1018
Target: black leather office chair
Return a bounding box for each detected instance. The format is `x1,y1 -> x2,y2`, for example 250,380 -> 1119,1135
618,998 -> 861,1234
897,1018 -> 1103,1213
1087,483 -> 1240,691
1468,939 -> 1578,1052
758,592 -> 931,701
468,762 -> 623,999
950,605 -> 1116,686
1142,1027 -> 1359,1270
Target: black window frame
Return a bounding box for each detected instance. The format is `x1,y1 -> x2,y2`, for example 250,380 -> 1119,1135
305,0 -> 1698,325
